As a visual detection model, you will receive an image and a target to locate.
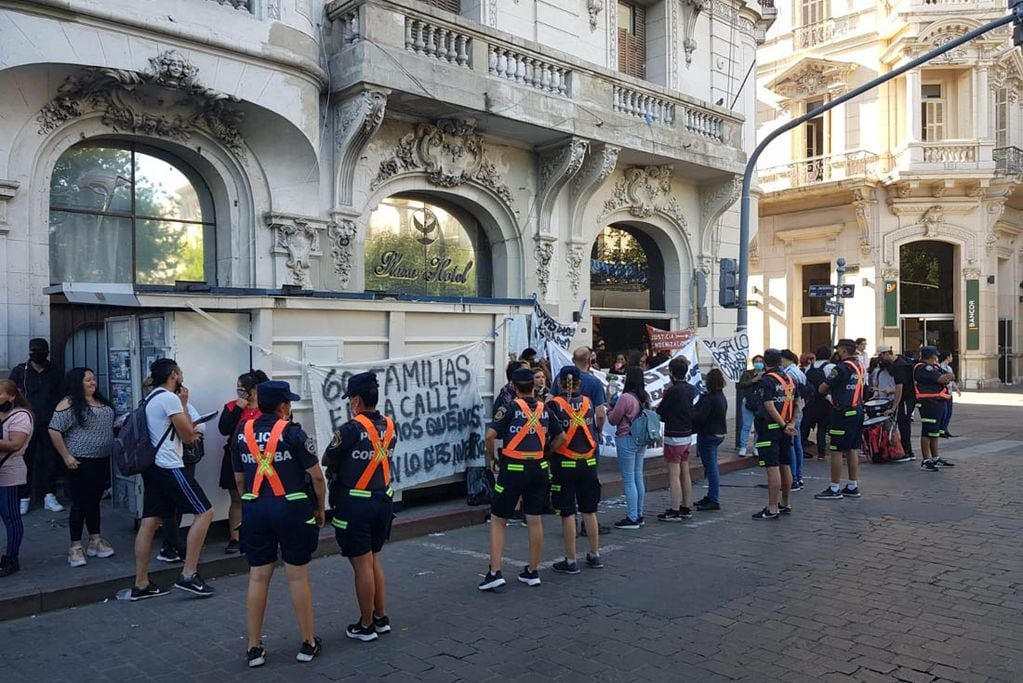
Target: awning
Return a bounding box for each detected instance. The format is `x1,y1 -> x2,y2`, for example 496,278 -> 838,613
43,283 -> 140,307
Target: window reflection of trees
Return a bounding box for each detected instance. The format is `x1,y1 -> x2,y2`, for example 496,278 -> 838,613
899,240 -> 953,315
590,226 -> 650,290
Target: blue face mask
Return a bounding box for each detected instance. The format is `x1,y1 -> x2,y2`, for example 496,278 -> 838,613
753,362 -> 765,371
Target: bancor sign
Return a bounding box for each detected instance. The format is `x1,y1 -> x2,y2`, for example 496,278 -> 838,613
365,197 -> 489,297
966,279 -> 980,350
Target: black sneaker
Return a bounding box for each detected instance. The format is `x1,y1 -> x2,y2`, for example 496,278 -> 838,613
920,459 -> 939,472
224,539 -> 240,555
895,455 -> 915,463
613,517 -> 640,530
174,572 -> 215,597
933,457 -> 955,468
346,620 -> 378,642
695,498 -> 720,511
779,505 -> 792,515
518,566 -> 541,587
656,508 -> 682,522
156,548 -> 182,563
552,559 -> 581,575
296,636 -> 322,662
373,614 -> 391,634
637,516 -> 645,526
585,553 -> 604,569
129,582 -> 169,601
752,507 -> 780,520
679,507 -> 693,520
478,569 -> 506,591
247,644 -> 266,668
790,480 -> 803,492
840,485 -> 862,498
0,555 -> 20,577
814,487 -> 844,501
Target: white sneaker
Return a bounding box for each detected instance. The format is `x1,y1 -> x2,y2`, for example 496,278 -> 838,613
68,545 -> 87,568
19,498 -> 29,515
44,493 -> 64,513
738,448 -> 747,457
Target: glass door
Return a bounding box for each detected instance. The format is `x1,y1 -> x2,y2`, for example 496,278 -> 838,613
106,316 -> 141,515
901,317 -> 956,357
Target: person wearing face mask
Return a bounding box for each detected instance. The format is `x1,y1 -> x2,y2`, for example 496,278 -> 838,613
736,356 -> 765,457
322,372 -> 398,642
7,338 -> 64,515
233,380 -> 325,668
218,370 -> 270,555
0,379 -> 34,577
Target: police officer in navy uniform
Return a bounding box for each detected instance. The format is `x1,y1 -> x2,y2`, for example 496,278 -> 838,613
814,339 -> 866,500
322,371 -> 396,643
913,345 -> 955,471
479,366 -> 565,591
546,365 -> 603,574
751,349 -> 798,520
232,380 -> 326,668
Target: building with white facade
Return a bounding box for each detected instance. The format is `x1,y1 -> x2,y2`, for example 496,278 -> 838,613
0,0 -> 770,510
753,0 -> 1023,387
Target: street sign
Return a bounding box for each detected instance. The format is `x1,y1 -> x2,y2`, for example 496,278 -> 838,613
808,284 -> 835,298
838,284 -> 856,298
824,300 -> 844,316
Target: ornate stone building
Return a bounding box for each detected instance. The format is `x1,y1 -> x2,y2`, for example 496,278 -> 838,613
752,0 -> 1023,387
0,0 -> 770,506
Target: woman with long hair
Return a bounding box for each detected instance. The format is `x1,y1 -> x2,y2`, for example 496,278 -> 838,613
0,379 -> 34,577
693,369 -> 728,511
607,366 -> 650,529
218,370 -> 268,554
48,368 -> 116,567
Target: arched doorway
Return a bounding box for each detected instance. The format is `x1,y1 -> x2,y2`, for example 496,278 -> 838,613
899,240 -> 956,355
590,223 -> 671,359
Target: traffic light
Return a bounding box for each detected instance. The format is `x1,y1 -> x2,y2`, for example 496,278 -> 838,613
718,258 -> 740,308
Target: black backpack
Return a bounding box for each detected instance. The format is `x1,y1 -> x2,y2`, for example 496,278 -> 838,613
805,364 -> 828,402
110,389 -> 174,475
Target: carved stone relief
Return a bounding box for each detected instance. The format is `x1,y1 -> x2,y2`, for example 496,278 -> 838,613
327,218 -> 358,288
601,165 -> 689,237
37,50 -> 245,155
0,180 -> 18,234
569,143 -> 620,241
565,242 -> 588,297
534,238 -> 556,300
852,188 -> 877,256
680,0 -> 707,67
962,267 -> 982,279
699,176 -> 740,256
921,206 -> 943,238
373,119 -> 514,209
587,0 -> 604,31
266,213 -> 330,288
334,89 -> 388,208
537,137 -> 588,236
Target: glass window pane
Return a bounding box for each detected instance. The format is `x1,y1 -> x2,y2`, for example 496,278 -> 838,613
48,210 -> 133,283
49,147 -> 133,214
135,219 -> 206,285
618,3 -> 632,31
899,241 -> 954,315
133,151 -> 206,223
802,263 -> 831,317
590,226 -> 665,311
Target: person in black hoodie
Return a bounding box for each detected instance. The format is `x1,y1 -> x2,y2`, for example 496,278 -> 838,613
656,357 -> 698,522
693,369 -> 728,511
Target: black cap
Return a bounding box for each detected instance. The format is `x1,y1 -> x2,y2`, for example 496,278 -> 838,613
342,371 -> 379,399
257,380 -> 300,407
835,338 -> 858,351
763,348 -> 783,366
920,345 -> 939,360
557,365 -> 581,384
511,367 -> 535,384
29,338 -> 49,352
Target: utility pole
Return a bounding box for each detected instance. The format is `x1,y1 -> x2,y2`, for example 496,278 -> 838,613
733,6 -> 1023,334
830,258 -> 846,347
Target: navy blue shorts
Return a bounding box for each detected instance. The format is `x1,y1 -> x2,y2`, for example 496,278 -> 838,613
754,419 -> 792,468
332,491 -> 393,558
550,457 -> 600,517
240,496 -> 319,567
917,400 -> 945,438
491,459 -> 549,518
828,409 -> 864,452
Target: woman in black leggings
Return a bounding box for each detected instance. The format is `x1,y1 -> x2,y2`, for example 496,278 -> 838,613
48,368 -> 116,568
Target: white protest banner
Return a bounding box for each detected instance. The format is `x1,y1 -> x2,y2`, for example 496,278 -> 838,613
530,299 -> 576,357
308,343 -> 487,491
699,332 -> 750,383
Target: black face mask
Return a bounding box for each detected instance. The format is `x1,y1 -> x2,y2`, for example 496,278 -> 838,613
29,351 -> 48,364
0,400 -> 13,412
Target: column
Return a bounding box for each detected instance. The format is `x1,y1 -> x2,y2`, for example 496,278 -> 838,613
975,66 -> 989,139
905,68 -> 921,144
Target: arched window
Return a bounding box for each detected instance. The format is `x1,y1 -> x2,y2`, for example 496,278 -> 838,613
364,196 -> 491,297
49,142 -> 215,285
590,225 -> 665,311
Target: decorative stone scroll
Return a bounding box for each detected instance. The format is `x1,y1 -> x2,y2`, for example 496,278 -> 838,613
601,165 -> 689,237
37,50 -> 245,155
537,137 -> 589,236
334,89 -> 388,208
534,237 -> 556,300
699,176 -> 740,256
266,213 -> 331,288
565,242 -> 588,297
327,217 -> 359,288
587,0 -> 604,30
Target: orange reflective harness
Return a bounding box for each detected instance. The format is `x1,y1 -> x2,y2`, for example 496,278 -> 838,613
241,419 -> 289,498
913,363 -> 951,400
502,398 -> 547,460
351,414 -> 395,493
550,396 -> 596,461
827,360 -> 864,413
765,371 -> 795,424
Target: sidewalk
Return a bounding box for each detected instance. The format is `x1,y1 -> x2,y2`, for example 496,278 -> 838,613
0,448 -> 757,620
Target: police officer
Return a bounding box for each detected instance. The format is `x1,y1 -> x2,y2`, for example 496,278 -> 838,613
751,349 -> 798,520
913,346 -> 955,471
479,366 -> 565,591
322,371 -> 396,642
814,339 -> 865,500
547,366 -> 603,574
232,380 -> 325,668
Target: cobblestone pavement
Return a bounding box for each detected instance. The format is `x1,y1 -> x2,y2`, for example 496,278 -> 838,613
2,401 -> 1022,682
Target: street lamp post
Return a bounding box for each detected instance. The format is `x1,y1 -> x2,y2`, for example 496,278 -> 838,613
831,257 -> 846,347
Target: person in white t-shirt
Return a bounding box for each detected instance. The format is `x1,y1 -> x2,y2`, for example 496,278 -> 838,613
130,358 -> 215,601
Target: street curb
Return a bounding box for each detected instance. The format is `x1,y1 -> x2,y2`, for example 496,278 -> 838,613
0,456 -> 756,621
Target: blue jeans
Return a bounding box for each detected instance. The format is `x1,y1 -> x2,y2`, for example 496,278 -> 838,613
939,398 -> 953,434
790,416 -> 804,481
615,434 -> 646,522
0,485 -> 25,559
738,405 -> 755,450
696,434 -> 723,503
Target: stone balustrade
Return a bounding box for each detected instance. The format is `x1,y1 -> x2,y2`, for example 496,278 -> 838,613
758,151 -> 880,190
488,46 -> 570,96
207,0 -> 252,11
922,142 -> 977,164
613,85 -> 676,126
405,16 -> 472,68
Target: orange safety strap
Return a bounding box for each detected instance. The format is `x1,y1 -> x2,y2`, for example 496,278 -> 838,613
913,363 -> 951,399
843,359 -> 865,407
551,396 -> 596,459
352,414 -> 395,490
502,398 -> 547,459
243,419 -> 289,497
766,371 -> 795,423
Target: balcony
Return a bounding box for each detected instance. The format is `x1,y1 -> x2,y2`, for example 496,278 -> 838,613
994,146 -> 1023,175
757,150 -> 881,192
888,140 -> 996,176
325,0 -> 744,170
